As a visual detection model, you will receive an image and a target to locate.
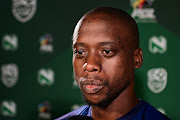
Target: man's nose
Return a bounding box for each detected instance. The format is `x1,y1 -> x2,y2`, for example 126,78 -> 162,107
83,55 -> 101,73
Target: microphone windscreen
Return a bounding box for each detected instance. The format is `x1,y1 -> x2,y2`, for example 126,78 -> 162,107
67,115 -> 93,120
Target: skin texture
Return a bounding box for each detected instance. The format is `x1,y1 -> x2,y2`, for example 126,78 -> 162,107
72,7 -> 143,120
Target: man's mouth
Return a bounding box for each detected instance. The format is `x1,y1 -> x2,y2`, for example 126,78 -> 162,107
82,85 -> 104,94
80,78 -> 105,94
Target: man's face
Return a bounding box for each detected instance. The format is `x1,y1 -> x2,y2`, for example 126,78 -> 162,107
73,18 -> 135,108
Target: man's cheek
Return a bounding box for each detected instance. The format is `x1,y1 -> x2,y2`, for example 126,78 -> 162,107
74,60 -> 84,70
73,64 -> 80,74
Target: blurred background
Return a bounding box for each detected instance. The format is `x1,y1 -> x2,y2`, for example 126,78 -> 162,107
0,0 -> 179,120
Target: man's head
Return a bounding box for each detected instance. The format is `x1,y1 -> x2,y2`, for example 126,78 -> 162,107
72,7 -> 143,109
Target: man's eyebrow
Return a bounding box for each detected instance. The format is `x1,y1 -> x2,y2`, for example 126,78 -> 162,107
72,41 -> 117,48
98,42 -> 116,46
73,42 -> 86,48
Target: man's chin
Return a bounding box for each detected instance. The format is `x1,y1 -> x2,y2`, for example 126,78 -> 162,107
82,94 -> 110,109
83,94 -> 101,104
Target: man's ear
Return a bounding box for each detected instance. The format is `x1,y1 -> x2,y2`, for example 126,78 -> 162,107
134,48 -> 143,68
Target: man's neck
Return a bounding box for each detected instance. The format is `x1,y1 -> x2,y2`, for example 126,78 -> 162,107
91,81 -> 139,120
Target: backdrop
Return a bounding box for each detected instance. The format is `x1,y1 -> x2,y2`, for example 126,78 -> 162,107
0,0 -> 179,120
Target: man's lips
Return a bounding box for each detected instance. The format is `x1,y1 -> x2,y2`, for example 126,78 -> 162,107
80,79 -> 104,94
82,85 -> 104,94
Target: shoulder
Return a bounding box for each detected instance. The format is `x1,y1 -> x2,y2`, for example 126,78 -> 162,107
134,100 -> 170,120
55,105 -> 89,120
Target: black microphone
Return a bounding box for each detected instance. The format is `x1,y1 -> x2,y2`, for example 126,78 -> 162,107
67,115 -> 93,120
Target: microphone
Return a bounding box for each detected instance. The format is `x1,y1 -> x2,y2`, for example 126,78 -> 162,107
67,115 -> 93,120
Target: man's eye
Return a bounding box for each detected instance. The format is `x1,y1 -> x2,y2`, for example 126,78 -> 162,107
74,50 -> 86,57
102,50 -> 114,56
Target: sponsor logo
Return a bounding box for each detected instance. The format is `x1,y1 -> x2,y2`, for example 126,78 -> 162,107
71,104 -> 84,111
1,100 -> 16,117
38,101 -> 51,120
157,107 -> 166,115
1,64 -> 19,88
39,34 -> 53,53
149,36 -> 167,54
12,0 -> 37,23
130,0 -> 156,23
147,68 -> 167,93
38,68 -> 54,86
2,34 -> 18,51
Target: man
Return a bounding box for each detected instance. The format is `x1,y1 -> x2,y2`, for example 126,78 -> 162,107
56,7 -> 170,120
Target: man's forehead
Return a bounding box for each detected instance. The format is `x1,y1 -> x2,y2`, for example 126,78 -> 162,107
82,13 -> 125,27
74,13 -> 125,34
73,17 -> 128,47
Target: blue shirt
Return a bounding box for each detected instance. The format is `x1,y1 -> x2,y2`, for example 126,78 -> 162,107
55,100 -> 170,120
